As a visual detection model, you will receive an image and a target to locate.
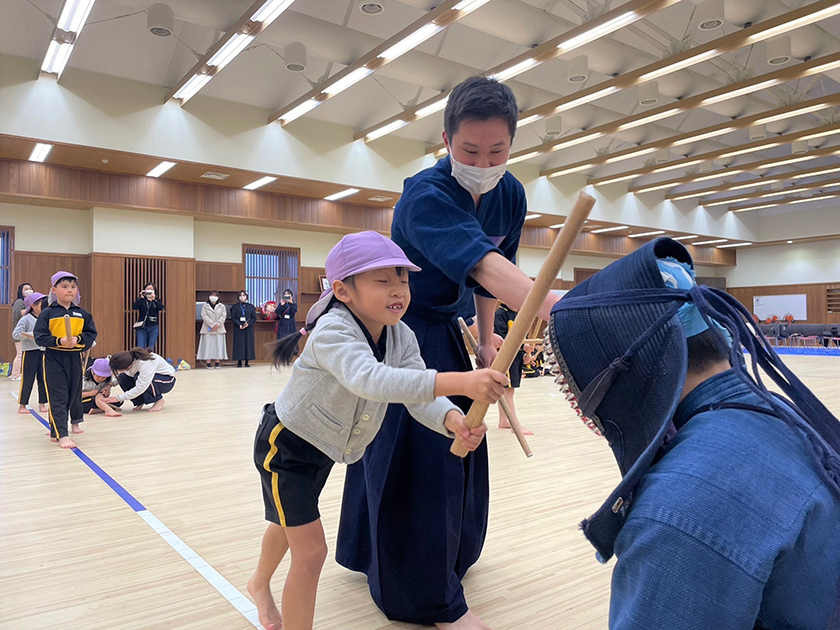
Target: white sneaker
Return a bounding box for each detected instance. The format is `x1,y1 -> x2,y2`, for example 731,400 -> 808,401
9,377 -> 21,381
215,365 -> 221,369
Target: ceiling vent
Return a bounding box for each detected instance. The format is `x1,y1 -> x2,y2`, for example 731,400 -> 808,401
766,36 -> 792,66
359,2 -> 384,15
567,56 -> 589,83
749,125 -> 767,141
544,116 -> 562,138
368,195 -> 393,202
147,3 -> 174,37
201,172 -> 230,180
697,0 -> 724,31
285,42 -> 306,72
638,81 -> 659,106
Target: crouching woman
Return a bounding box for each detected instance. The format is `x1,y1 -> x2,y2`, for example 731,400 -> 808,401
104,348 -> 176,412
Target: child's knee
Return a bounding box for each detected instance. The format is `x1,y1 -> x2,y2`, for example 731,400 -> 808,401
294,540 -> 328,569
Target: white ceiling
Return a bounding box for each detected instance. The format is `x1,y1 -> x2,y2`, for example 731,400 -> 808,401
3,0 -> 840,214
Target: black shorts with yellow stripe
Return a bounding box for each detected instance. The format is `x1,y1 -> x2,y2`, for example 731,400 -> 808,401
254,403 -> 334,528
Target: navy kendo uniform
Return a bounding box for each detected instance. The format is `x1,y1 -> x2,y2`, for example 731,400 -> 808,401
336,155 -> 526,624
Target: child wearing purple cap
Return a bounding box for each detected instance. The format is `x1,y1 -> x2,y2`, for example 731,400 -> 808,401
12,291 -> 49,414
247,231 -> 508,630
33,271 -> 98,449
81,358 -> 122,417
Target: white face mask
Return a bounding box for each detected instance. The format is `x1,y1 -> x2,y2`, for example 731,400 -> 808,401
239,296 -> 247,302
22,288 -> 33,297
450,154 -> 507,196
209,296 -> 218,304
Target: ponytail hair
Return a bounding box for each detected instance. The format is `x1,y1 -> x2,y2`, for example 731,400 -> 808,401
271,296 -> 338,368
110,347 -> 154,370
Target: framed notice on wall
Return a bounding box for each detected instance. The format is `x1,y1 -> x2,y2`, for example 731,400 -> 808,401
753,294 -> 807,321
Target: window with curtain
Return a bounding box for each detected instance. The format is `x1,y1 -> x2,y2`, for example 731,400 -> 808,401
244,246 -> 299,307
0,227 -> 12,306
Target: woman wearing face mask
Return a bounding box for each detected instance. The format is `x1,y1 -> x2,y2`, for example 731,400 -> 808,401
9,283 -> 34,380
336,77 -> 562,630
231,290 -> 256,368
197,290 -> 228,369
132,282 -> 165,351
275,288 -> 298,347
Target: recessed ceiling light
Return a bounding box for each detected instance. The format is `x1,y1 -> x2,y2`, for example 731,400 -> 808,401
671,235 -> 698,241
368,195 -> 393,202
628,230 -> 666,238
591,225 -> 629,233
550,223 -> 565,229
29,143 -> 53,163
787,240 -> 793,244
244,176 -> 277,190
325,188 -> 360,201
692,238 -> 728,246
524,214 -> 540,221
146,161 -> 176,178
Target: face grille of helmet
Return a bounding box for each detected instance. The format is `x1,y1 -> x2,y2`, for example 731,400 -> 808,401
545,324 -> 604,437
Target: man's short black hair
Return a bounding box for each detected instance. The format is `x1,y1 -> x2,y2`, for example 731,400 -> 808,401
687,328 -> 730,374
444,76 -> 518,141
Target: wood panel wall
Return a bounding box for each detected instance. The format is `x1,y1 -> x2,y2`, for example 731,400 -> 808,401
0,158 -> 734,265
196,262 -> 244,292
727,282 -> 840,324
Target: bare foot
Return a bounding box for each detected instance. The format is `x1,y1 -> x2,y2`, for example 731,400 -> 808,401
39,404 -> 48,413
57,436 -> 77,449
247,576 -> 283,630
148,398 -> 165,413
133,405 -> 145,412
71,424 -> 84,434
104,410 -> 122,417
436,610 -> 491,630
498,419 -> 534,436
18,405 -> 29,414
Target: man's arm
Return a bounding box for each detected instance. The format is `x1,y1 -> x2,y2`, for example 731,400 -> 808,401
471,252 -> 559,322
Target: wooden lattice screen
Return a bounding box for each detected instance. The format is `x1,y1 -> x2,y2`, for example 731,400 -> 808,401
124,257 -> 167,354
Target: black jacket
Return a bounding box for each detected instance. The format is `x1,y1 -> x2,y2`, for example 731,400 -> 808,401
34,302 -> 97,352
133,297 -> 165,326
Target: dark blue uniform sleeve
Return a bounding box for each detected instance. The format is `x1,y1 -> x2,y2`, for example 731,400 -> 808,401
610,516 -> 764,629
474,182 -> 527,299
394,181 -> 503,288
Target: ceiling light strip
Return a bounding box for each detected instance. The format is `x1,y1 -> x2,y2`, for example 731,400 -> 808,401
28,143 -> 53,163
731,188 -> 840,213
166,0 -> 299,104
630,144 -> 840,195
40,0 -> 97,77
271,0 -> 491,127
361,0 -> 683,143
586,120 -> 840,186
243,176 -> 277,191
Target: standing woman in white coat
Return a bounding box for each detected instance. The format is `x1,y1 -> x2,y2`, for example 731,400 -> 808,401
197,290 -> 228,369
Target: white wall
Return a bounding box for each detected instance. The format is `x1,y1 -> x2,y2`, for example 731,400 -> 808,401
91,208 -> 194,258
726,240 -> 840,287
193,221 -> 342,267
1,202 -> 91,254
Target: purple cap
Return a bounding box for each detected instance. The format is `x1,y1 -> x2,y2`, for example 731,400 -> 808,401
22,292 -> 46,315
92,358 -> 112,378
51,270 -> 78,286
306,231 -> 420,325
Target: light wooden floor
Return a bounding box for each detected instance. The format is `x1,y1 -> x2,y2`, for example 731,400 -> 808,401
2,355 -> 838,629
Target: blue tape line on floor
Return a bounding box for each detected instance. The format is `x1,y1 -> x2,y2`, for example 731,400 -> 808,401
27,408 -> 146,511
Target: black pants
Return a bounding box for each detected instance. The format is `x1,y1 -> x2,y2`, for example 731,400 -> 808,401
118,373 -> 176,406
18,350 -> 47,406
44,351 -> 84,439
